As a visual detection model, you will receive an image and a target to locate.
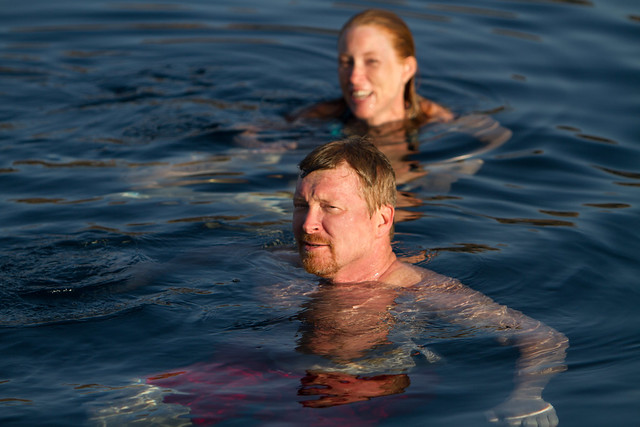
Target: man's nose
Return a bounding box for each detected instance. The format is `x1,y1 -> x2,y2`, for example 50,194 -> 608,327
302,207 -> 321,234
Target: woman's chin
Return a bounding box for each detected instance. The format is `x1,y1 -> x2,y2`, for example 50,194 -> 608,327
350,109 -> 376,125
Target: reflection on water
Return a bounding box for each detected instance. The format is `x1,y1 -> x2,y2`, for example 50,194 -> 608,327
1,0 -> 639,425
426,4 -> 518,19
0,238 -> 145,327
299,371 -> 411,409
96,264 -> 568,425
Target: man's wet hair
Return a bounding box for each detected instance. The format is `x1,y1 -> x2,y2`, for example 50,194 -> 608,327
298,136 -> 397,215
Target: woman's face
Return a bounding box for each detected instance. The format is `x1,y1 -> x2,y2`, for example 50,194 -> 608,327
338,25 -> 416,127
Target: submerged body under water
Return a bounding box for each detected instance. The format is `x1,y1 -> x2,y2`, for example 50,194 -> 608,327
88,260 -> 568,427
1,0 -> 639,426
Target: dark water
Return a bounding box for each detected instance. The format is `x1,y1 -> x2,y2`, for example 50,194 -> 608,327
1,0 -> 639,426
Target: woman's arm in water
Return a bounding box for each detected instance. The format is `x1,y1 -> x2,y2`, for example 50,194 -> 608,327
285,98 -> 348,122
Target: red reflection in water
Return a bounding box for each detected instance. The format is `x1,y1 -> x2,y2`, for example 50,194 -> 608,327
147,361 -> 418,426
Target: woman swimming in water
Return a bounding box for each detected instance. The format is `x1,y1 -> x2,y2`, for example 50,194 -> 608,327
287,8 -> 511,199
291,9 -> 454,135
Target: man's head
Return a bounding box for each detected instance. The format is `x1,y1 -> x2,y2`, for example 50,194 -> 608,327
298,136 -> 396,215
293,137 -> 397,282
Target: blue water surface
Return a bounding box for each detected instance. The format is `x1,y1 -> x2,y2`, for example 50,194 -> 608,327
1,0 -> 639,426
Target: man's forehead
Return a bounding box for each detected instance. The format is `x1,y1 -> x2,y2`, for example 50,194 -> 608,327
296,165 -> 362,196
300,164 -> 357,182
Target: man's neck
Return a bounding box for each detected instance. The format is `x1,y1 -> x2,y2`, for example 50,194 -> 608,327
329,248 -> 398,284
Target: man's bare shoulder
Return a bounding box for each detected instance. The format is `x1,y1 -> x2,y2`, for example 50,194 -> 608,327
380,260 -> 451,288
381,261 -> 487,304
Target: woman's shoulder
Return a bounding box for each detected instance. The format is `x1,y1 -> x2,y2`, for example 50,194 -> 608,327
417,96 -> 455,124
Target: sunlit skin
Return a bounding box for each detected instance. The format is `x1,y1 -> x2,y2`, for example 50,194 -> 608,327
288,135 -> 568,426
293,162 -> 423,284
338,25 -> 417,127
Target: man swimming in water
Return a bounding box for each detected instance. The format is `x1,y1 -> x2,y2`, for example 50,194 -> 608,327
292,136 -> 568,426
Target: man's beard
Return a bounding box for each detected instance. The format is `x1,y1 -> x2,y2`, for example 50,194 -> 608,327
297,234 -> 338,278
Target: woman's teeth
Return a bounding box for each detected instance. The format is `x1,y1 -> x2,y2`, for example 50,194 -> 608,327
352,90 -> 372,99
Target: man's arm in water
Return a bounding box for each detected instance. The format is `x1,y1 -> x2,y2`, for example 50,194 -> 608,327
413,274 -> 568,426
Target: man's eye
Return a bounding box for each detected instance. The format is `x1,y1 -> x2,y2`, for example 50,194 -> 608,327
366,58 -> 379,66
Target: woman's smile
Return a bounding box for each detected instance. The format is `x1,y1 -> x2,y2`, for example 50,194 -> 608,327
338,25 -> 413,127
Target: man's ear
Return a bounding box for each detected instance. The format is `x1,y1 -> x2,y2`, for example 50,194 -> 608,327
375,204 -> 395,237
403,56 -> 417,83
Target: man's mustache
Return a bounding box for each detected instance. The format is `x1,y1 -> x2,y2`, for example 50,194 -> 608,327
297,234 -> 331,246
